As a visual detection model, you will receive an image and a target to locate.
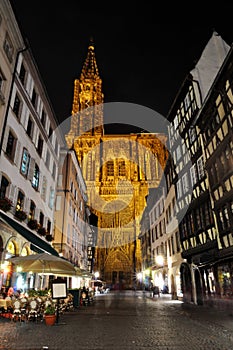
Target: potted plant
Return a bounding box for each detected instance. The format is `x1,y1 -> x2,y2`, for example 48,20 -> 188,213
45,234 -> 53,242
44,304 -> 56,326
0,197 -> 13,212
37,226 -> 46,236
14,209 -> 27,221
27,219 -> 38,230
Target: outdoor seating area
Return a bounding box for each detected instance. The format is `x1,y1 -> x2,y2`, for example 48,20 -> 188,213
0,290 -> 74,323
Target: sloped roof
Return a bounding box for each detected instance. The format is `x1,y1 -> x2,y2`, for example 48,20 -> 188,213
190,31 -> 230,101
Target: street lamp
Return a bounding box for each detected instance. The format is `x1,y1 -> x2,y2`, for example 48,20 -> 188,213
94,271 -> 99,279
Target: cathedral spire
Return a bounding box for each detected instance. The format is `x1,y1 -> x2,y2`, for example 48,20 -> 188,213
66,37 -> 104,141
80,37 -> 100,79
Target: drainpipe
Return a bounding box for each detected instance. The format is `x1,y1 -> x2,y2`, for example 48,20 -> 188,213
0,45 -> 28,155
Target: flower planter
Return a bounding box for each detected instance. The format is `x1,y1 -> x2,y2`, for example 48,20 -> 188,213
45,234 -> 53,242
27,219 -> 38,230
44,314 -> 56,326
14,210 -> 27,221
37,227 -> 46,236
0,197 -> 12,212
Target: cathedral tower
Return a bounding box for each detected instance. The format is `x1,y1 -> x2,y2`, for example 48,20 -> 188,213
66,39 -> 168,288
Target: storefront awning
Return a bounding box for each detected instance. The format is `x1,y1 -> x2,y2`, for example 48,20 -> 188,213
0,211 -> 59,256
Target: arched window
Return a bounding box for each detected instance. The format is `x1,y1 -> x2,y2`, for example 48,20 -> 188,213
106,160 -> 114,176
118,160 -> 126,177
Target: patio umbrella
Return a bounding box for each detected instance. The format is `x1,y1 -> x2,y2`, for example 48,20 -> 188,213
8,253 -> 78,276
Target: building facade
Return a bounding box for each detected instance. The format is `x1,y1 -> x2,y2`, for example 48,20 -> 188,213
0,3 -> 62,291
199,44 -> 233,299
0,0 -> 23,139
167,31 -> 230,304
53,148 -> 92,287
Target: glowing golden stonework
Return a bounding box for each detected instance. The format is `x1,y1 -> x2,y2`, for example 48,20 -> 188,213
66,40 -> 167,288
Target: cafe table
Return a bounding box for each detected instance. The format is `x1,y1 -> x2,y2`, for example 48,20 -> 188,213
0,298 -> 12,311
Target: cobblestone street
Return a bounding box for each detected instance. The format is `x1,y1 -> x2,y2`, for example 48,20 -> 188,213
1,291 -> 233,350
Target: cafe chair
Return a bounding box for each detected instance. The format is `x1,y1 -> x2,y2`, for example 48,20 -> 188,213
11,300 -> 23,322
28,299 -> 39,322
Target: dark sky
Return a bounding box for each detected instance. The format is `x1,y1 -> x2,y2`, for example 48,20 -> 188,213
9,2 -> 233,132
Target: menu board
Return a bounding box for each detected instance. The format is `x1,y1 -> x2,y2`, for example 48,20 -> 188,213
51,281 -> 67,299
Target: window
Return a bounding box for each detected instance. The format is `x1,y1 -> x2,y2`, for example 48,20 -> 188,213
174,116 -> 178,130
118,160 -> 126,176
37,135 -> 43,157
0,176 -> 9,199
31,88 -> 37,108
0,69 -> 6,104
171,236 -> 175,255
176,145 -> 181,161
41,109 -> 46,127
6,131 -> 16,160
190,164 -> 198,187
182,173 -> 189,194
3,33 -> 13,62
189,127 -> 196,144
29,200 -> 36,220
26,116 -> 34,139
106,160 -> 114,176
47,220 -> 51,234
13,93 -> 21,118
21,148 -> 30,176
32,163 -> 40,190
197,156 -> 205,179
39,211 -> 44,227
19,63 -> 26,86
176,179 -> 182,199
45,150 -> 50,168
16,191 -> 24,211
48,126 -> 53,138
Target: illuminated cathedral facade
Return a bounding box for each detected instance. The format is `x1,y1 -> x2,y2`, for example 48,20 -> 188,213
66,39 -> 167,288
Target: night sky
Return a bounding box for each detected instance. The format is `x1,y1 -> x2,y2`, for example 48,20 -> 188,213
9,2 -> 233,132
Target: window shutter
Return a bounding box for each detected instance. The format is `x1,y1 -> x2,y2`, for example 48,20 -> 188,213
14,140 -> 21,168
44,216 -> 48,229
28,158 -> 35,181
20,104 -> 27,127
8,184 -> 17,204
34,207 -> 40,220
23,197 -> 30,212
2,125 -> 9,152
38,171 -> 43,192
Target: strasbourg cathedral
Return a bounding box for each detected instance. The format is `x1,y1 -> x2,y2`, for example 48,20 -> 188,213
65,39 -> 168,289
